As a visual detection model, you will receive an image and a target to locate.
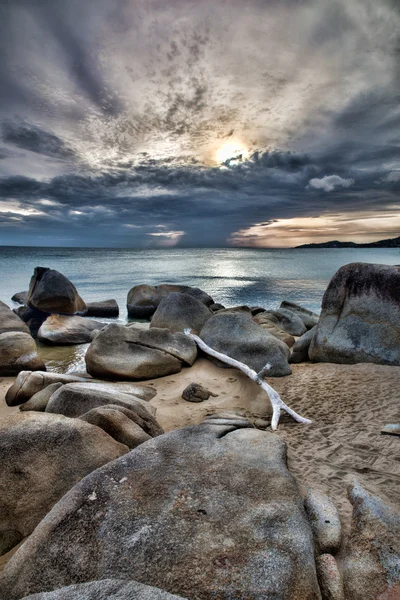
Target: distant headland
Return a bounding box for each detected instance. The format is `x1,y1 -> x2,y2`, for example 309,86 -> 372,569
296,235 -> 400,249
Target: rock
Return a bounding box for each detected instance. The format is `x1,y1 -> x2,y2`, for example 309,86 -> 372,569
27,267 -> 86,315
290,326 -> 316,363
5,371 -> 90,407
0,412 -> 127,556
150,293 -> 212,334
0,300 -> 30,335
280,301 -> 319,330
209,303 -> 225,312
79,404 -> 162,449
21,579 -> 187,599
45,383 -> 160,429
85,324 -> 197,380
0,332 -> 45,376
200,311 -> 292,377
181,382 -> 217,402
13,305 -> 48,336
250,306 -> 266,315
381,424 -> 400,436
316,554 -> 344,600
257,309 -> 307,337
304,488 -> 342,555
253,418 -> 270,429
309,263 -> 400,365
86,300 -> 119,318
127,284 -> 214,319
20,382 -> 63,412
0,417 -> 321,600
253,312 -> 295,347
11,291 -> 28,305
38,315 -> 106,345
343,481 -> 400,600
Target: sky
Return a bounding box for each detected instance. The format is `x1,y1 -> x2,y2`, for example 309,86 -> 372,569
0,0 -> 399,248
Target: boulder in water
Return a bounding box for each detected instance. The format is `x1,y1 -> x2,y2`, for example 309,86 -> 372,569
127,284 -> 214,319
0,332 -> 45,376
37,314 -> 106,345
150,292 -> 212,334
27,267 -> 86,315
0,300 -> 30,335
86,300 -> 119,318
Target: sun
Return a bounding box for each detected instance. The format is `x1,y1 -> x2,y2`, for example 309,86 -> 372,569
215,139 -> 249,164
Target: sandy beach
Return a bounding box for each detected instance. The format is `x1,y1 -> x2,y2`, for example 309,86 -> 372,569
1,358 -> 398,572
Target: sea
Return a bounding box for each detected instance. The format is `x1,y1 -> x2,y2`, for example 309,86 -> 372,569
1,246 -> 399,372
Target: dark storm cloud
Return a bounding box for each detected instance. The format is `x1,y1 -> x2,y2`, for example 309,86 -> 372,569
0,0 -> 399,246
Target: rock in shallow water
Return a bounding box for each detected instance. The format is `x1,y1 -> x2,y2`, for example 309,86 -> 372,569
0,417 -> 321,600
86,299 -> 119,318
38,314 -> 106,345
127,283 -> 214,319
27,267 -> 86,315
0,332 -> 45,376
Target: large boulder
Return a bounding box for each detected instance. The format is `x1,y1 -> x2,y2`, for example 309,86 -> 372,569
0,412 -> 127,556
343,482 -> 400,600
0,416 -> 321,600
21,579 -> 186,599
255,309 -> 307,337
85,324 -> 197,380
150,292 -> 212,334
86,299 -> 119,318
37,315 -> 106,345
252,312 -> 295,347
280,301 -> 319,330
0,300 -> 30,334
309,263 -> 400,365
13,305 -> 48,336
290,326 -> 316,363
0,332 -> 45,375
27,267 -> 86,315
5,371 -> 90,406
127,284 -> 214,319
200,311 -> 292,376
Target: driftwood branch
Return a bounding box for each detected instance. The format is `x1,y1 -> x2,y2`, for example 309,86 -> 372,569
184,329 -> 312,431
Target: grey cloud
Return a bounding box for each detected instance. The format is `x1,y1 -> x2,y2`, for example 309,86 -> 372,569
2,120 -> 76,160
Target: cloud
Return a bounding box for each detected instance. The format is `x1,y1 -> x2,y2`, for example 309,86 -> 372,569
1,120 -> 76,160
307,175 -> 355,192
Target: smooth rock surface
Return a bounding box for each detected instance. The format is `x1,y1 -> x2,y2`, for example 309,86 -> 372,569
343,482 -> 400,600
127,284 -> 214,319
85,324 -> 197,380
200,311 -> 292,376
309,263 -> 400,365
150,292 -> 212,334
256,309 -> 307,337
86,299 -> 119,317
21,579 -> 186,599
0,417 -> 321,600
304,488 -> 341,555
0,332 -> 45,376
13,305 -> 48,336
0,412 -> 127,556
290,327 -> 316,363
20,382 -> 63,412
5,371 -> 90,406
11,291 -> 28,305
280,301 -> 320,330
27,267 -> 86,315
253,312 -> 295,347
38,314 -> 106,345
316,554 -> 344,600
0,300 -> 30,335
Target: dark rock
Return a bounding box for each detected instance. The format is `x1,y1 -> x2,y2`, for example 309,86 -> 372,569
11,291 -> 28,305
280,301 -> 319,330
309,263 -> 400,365
381,424 -> 400,436
38,314 -> 106,345
5,371 -> 90,407
209,303 -> 225,312
200,311 -> 292,377
0,300 -> 30,335
127,284 -> 214,319
86,300 -> 119,318
27,267 -> 86,315
0,417 -> 320,600
0,332 -> 45,376
304,488 -> 341,555
316,554 -> 344,600
290,326 -> 316,363
253,312 -> 296,347
21,579 -> 187,599
85,324 -> 197,380
0,412 -> 127,556
20,382 -> 63,412
13,305 -> 48,336
343,481 -> 400,600
150,293 -> 212,334
181,382 -> 218,403
250,306 -> 266,315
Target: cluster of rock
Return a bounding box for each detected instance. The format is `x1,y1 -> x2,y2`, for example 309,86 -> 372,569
0,414 -> 398,599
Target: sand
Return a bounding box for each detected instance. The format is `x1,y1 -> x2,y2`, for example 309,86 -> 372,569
0,360 -> 399,569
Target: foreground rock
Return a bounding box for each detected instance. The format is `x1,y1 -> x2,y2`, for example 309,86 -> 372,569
255,309 -> 307,337
150,292 -> 212,334
5,371 -> 90,406
290,326 -> 316,363
0,416 -> 320,599
343,482 -> 400,600
0,300 -> 30,334
253,312 -> 295,347
0,412 -> 127,556
280,301 -> 319,330
37,314 -> 106,345
27,267 -> 86,315
0,332 -> 45,375
127,284 -> 214,319
86,299 -> 119,317
181,382 -> 217,402
200,311 -> 292,376
316,554 -> 344,600
304,488 -> 341,555
20,382 -> 63,412
85,324 -> 197,380
22,580 -> 186,599
309,263 -> 400,365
